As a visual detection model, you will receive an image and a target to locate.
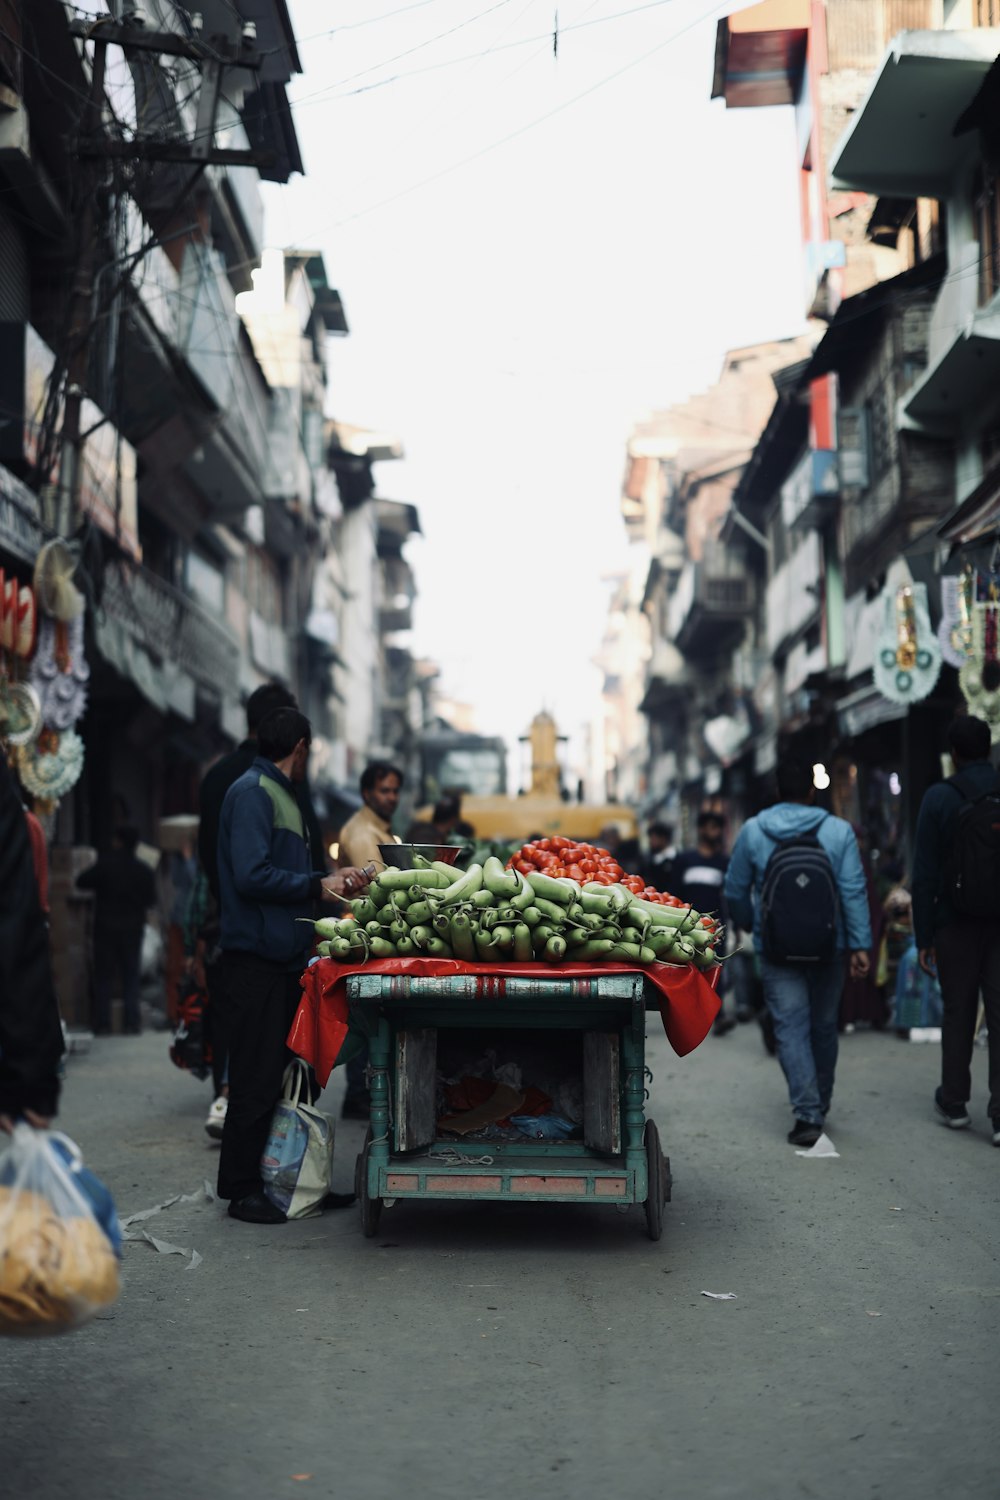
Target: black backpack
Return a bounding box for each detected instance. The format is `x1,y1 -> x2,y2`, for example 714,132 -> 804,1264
943,773 -> 1000,919
760,818 -> 841,964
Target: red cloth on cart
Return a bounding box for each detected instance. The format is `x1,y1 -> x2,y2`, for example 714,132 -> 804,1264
288,958 -> 721,1088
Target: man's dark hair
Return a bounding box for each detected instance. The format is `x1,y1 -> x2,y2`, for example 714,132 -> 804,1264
776,757 -> 814,802
257,708 -> 311,763
246,682 -> 296,735
434,795 -> 461,823
648,822 -> 673,841
360,760 -> 404,793
115,825 -> 140,854
697,810 -> 724,830
947,714 -> 991,764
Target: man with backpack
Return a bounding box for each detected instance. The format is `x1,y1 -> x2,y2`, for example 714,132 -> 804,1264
911,714 -> 1000,1144
724,757 -> 871,1146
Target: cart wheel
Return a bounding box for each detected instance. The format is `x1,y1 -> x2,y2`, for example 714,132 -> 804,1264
643,1120 -> 666,1242
355,1129 -> 383,1239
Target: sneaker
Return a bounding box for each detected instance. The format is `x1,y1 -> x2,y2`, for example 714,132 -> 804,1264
992,1118 -> 1000,1147
934,1087 -> 970,1129
205,1096 -> 228,1140
788,1119 -> 823,1147
712,1014 -> 736,1037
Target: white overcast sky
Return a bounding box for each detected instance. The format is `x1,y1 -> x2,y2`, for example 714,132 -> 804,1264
263,0 -> 806,762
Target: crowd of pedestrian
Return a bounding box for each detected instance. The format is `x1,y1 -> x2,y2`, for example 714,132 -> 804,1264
1,698 -> 996,1219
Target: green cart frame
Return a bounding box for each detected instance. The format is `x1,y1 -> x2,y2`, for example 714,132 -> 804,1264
348,970 -> 671,1241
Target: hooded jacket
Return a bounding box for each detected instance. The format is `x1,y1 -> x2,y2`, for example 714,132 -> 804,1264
724,803 -> 872,955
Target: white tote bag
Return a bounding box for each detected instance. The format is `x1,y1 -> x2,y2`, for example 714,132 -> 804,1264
260,1060 -> 335,1219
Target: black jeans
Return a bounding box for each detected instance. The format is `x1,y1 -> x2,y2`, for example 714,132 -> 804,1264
93,928 -> 143,1032
935,920 -> 1000,1119
203,954 -> 229,1098
216,952 -> 303,1202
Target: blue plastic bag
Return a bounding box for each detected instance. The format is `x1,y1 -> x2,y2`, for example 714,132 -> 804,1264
893,941 -> 944,1029
510,1114 -> 579,1141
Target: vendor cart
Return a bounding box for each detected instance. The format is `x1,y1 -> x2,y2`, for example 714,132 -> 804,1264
346,968 -> 672,1241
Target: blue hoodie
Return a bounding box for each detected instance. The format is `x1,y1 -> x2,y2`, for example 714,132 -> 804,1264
724,803 -> 872,955
217,757 -> 325,967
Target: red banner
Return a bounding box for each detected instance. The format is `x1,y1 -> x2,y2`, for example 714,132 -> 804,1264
289,957 -> 721,1087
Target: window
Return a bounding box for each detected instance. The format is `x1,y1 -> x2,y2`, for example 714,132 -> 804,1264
186,549 -> 225,615
867,386 -> 893,480
974,167 -> 1000,306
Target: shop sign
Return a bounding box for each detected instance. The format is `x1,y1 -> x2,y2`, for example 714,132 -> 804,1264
20,327 -> 141,560
0,463 -> 43,564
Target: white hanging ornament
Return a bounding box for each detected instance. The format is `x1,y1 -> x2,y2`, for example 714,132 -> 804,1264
959,595 -> 1000,742
938,568 -> 976,669
15,728 -> 85,806
31,616 -> 90,731
873,583 -> 941,706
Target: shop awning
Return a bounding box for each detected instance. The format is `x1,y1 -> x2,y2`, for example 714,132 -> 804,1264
836,683 -> 907,739
937,459 -> 1000,547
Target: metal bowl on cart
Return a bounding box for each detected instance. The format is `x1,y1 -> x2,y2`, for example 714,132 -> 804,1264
377,843 -> 463,870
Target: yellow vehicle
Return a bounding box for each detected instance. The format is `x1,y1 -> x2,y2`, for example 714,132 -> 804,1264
417,712 -> 637,845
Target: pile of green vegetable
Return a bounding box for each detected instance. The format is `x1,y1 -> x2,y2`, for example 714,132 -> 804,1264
314,857 -> 720,971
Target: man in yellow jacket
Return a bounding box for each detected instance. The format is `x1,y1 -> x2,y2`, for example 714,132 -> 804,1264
336,760 -> 404,1119
338,761 -> 404,874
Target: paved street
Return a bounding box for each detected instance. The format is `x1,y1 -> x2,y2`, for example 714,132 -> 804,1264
2,1017 -> 997,1500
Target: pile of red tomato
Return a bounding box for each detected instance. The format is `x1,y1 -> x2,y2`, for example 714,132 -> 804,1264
507,836 -> 625,885
506,836 -> 698,912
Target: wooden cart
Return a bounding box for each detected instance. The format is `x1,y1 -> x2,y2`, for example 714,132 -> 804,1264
348,969 -> 671,1241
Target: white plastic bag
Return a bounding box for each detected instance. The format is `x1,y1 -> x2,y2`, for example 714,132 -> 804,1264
0,1126 -> 120,1336
260,1061 -> 335,1220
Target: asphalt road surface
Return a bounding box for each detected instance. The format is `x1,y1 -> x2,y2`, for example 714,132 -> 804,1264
2,1015 -> 996,1500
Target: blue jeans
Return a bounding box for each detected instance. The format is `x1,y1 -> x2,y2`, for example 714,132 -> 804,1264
760,957 -> 847,1125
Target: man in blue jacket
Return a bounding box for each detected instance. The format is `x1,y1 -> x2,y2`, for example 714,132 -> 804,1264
216,707 -> 371,1223
724,757 -> 871,1147
911,714 -> 1000,1142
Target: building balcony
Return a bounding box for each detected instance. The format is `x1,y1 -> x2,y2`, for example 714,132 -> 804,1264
668,554 -> 754,659
829,30 -> 1000,200
903,268 -> 1000,427
639,639 -> 690,718
96,556 -> 241,718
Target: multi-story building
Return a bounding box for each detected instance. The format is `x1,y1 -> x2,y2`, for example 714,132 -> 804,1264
0,1 -> 429,1022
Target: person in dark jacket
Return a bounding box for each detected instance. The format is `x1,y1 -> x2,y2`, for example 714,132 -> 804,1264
197,683 -> 326,1139
672,811 -> 734,1035
215,707 -> 371,1225
911,714 -> 1000,1143
198,682 -> 326,905
0,751 -> 63,1130
77,826 -> 156,1035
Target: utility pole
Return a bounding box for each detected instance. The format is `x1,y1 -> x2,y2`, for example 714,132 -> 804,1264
54,35 -> 108,538
53,15 -> 270,536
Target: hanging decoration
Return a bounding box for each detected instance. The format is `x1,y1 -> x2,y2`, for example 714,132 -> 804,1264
959,582 -> 1000,741
873,582 -> 942,706
938,566 -> 977,669
31,615 -> 90,731
33,539 -> 84,623
16,727 -> 85,812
